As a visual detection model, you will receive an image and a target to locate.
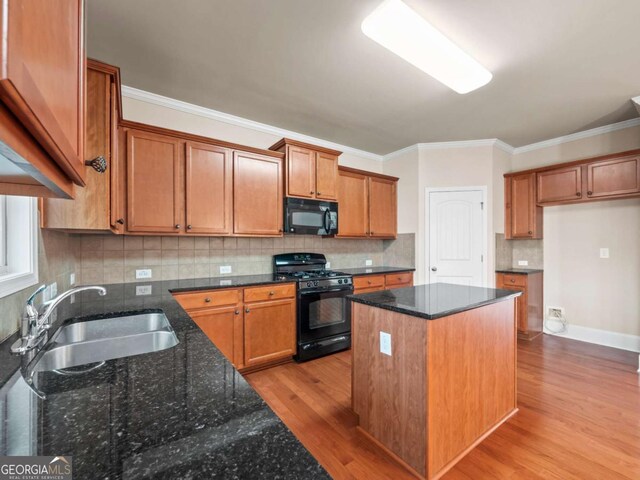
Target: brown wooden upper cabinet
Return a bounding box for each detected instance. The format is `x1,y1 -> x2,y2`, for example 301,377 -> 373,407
127,129 -> 183,233
270,138 -> 340,201
42,60 -> 123,232
586,155 -> 640,199
0,0 -> 85,198
337,166 -> 398,239
233,151 -> 283,236
505,173 -> 542,239
537,166 -> 582,204
185,141 -> 233,235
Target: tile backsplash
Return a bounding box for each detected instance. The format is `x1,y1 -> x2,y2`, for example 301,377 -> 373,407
77,233 -> 416,285
495,233 -> 544,270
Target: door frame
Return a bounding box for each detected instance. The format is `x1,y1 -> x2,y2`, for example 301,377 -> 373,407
425,186 -> 488,287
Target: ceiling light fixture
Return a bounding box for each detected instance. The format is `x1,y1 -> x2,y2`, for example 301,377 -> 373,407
361,0 -> 492,94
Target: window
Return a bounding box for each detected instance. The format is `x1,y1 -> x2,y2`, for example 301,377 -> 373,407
0,195 -> 39,298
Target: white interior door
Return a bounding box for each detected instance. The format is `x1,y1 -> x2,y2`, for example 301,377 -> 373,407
428,190 -> 484,286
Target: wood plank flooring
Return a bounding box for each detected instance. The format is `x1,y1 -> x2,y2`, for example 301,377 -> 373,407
245,335 -> 640,479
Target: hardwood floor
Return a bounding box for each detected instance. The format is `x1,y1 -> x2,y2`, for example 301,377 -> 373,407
245,335 -> 640,479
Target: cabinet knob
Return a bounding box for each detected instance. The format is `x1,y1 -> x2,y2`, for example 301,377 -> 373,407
116,218 -> 124,225
510,279 -> 515,283
370,231 -> 374,235
269,291 -> 275,296
85,156 -> 107,173
175,224 -> 181,229
245,308 -> 250,313
187,225 -> 192,230
587,191 -> 593,196
317,192 -> 321,195
528,230 -> 533,235
367,280 -> 372,284
576,192 -> 581,197
310,191 -> 314,194
204,297 -> 211,303
431,267 -> 437,272
235,310 -> 240,315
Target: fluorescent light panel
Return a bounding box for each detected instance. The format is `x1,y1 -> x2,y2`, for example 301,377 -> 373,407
361,0 -> 492,94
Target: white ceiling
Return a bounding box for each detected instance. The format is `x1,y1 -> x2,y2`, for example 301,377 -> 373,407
86,0 -> 640,155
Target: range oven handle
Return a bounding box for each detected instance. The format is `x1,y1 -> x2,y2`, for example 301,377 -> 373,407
300,287 -> 354,295
323,209 -> 331,234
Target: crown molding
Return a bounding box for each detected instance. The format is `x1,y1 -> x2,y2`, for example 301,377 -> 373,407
633,96 -> 640,115
121,85 -> 384,162
511,117 -> 640,155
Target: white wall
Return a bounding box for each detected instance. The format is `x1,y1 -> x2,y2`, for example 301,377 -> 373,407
511,125 -> 640,341
122,95 -> 384,173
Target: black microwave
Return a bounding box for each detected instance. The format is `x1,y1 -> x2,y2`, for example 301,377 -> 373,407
284,197 -> 338,235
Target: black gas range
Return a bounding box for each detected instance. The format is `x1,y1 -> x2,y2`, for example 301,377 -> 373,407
274,253 -> 353,362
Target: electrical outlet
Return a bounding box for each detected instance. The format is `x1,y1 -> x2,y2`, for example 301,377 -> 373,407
136,285 -> 152,296
136,269 -> 152,279
325,261 -> 331,269
219,265 -> 232,274
365,259 -> 373,266
518,260 -> 529,266
600,248 -> 610,259
547,306 -> 565,319
70,273 -> 76,286
50,282 -> 57,298
380,331 -> 392,356
220,279 -> 232,286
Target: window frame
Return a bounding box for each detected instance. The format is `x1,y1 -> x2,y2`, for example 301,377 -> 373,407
0,196 -> 39,299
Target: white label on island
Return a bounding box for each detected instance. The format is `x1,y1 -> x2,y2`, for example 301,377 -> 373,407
380,331 -> 392,356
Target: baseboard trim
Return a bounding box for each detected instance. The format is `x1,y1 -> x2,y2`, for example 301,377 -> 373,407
544,320 -> 640,353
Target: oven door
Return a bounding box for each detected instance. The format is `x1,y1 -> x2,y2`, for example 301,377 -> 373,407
284,198 -> 337,235
297,287 -> 352,343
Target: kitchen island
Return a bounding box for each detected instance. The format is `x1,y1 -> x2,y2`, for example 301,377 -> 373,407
349,283 -> 520,480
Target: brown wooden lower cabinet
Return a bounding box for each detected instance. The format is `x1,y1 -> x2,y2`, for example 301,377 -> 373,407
353,272 -> 414,294
496,271 -> 543,340
173,283 -> 296,372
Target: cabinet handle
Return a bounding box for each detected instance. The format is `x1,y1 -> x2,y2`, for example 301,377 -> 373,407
187,225 -> 192,230
235,310 -> 240,315
367,280 -> 372,285
204,297 -> 211,303
269,291 -> 275,296
309,191 -> 314,194
510,279 -> 515,283
245,308 -> 250,313
317,192 -> 321,195
175,224 -> 181,229
576,192 -> 581,197
116,218 -> 124,225
587,191 -> 593,196
85,156 -> 107,173
528,230 -> 533,235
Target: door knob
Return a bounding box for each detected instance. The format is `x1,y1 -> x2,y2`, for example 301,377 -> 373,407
431,267 -> 437,272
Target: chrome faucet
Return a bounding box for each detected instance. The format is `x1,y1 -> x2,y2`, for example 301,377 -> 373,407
11,284 -> 107,354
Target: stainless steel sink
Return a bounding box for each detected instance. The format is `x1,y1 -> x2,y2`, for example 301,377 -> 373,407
30,312 -> 179,373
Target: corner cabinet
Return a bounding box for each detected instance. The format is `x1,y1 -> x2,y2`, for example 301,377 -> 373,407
270,138 -> 340,201
504,173 -> 542,239
42,60 -> 123,232
337,167 -> 398,239
0,0 -> 85,198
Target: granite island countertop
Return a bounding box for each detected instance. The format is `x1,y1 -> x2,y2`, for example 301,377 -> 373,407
0,279 -> 329,480
348,282 -> 521,320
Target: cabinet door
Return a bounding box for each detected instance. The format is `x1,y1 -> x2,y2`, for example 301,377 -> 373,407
189,305 -> 243,367
315,152 -> 339,201
286,145 -> 315,198
233,151 -> 283,235
185,142 -> 232,234
506,173 -> 542,239
0,0 -> 85,185
127,130 -> 183,233
41,65 -> 113,230
368,176 -> 397,238
537,166 -> 582,204
337,170 -> 369,237
244,299 -> 296,368
586,156 -> 640,199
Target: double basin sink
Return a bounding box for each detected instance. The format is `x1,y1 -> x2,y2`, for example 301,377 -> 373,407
30,311 -> 179,375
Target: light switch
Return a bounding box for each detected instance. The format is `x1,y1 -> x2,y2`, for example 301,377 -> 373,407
600,248 -> 610,259
518,260 -> 529,266
220,265 -> 232,274
365,259 -> 373,266
380,331 -> 392,356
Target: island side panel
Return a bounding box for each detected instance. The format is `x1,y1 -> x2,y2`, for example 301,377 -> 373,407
351,302 -> 427,477
426,298 -> 517,479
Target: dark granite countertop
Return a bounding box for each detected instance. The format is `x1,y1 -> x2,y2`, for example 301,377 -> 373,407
167,274 -> 294,293
348,283 -> 521,320
0,279 -> 329,479
341,266 -> 415,276
495,268 -> 543,275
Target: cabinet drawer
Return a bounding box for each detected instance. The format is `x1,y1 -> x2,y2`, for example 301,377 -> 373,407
244,283 -> 296,303
174,289 -> 241,311
354,286 -> 385,295
384,272 -> 413,287
497,274 -> 527,288
353,275 -> 385,290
